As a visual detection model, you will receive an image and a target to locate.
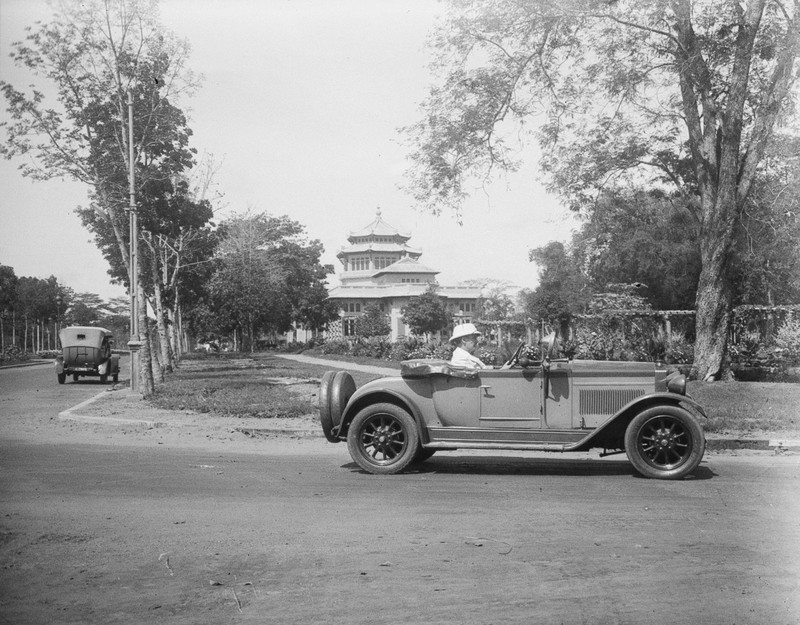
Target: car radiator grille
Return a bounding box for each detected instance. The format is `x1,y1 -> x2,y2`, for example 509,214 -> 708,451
579,388 -> 645,416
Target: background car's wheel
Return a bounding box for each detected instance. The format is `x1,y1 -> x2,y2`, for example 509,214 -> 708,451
625,405 -> 705,480
347,403 -> 420,475
318,371 -> 337,442
72,374 -> 79,382
57,372 -> 66,384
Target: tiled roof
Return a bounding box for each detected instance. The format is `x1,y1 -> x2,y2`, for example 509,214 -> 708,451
347,208 -> 411,241
372,256 -> 437,276
329,283 -> 482,300
337,242 -> 422,256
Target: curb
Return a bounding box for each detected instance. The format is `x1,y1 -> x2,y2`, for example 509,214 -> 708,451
57,390 -> 323,437
706,438 -> 800,451
0,360 -> 53,370
57,391 -> 166,429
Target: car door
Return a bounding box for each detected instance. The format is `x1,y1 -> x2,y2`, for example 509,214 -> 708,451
477,369 -> 543,429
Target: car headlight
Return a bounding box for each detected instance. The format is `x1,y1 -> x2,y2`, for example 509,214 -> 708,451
667,373 -> 687,395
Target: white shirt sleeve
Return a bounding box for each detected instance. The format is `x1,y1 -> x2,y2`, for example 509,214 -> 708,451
450,346 -> 487,369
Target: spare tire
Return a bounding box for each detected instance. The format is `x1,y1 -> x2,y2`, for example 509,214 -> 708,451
330,371 -> 356,434
319,371 -> 337,442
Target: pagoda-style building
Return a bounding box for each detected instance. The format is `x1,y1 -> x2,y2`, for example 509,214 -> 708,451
327,209 -> 482,341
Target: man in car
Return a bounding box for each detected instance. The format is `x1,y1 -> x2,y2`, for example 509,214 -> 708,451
449,323 -> 488,369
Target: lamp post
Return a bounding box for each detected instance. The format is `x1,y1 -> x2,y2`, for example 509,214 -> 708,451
55,295 -> 62,349
127,89 -> 141,394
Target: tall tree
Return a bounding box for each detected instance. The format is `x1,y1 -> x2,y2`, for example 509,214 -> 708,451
403,0 -> 800,380
208,213 -> 333,352
571,190 -> 702,310
1,0 -> 199,395
0,265 -> 19,351
521,241 -> 591,333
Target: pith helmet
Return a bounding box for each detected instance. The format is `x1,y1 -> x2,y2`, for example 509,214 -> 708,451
449,323 -> 481,344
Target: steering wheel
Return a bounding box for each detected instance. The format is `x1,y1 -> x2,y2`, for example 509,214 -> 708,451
501,342 -> 526,369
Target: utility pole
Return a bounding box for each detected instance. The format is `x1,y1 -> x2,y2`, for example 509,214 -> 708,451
127,90 -> 141,395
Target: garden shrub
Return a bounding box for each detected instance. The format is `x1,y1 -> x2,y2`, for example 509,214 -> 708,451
320,339 -> 350,355
775,317 -> 800,365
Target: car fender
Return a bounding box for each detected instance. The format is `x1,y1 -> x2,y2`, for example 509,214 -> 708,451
335,386 -> 428,442
576,392 -> 707,451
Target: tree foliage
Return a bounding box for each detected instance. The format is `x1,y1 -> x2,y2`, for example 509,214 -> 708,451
401,284 -> 451,339
404,0 -> 800,379
355,303 -> 391,338
1,0 -> 201,393
571,190 -> 702,310
207,213 -> 334,352
521,241 -> 590,330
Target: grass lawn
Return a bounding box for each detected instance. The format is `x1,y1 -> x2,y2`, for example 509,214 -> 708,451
151,352 -> 800,436
149,352 -> 385,419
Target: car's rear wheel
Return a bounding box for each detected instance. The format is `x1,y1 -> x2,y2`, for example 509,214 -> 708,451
625,405 -> 705,480
57,372 -> 66,384
347,403 -> 419,475
72,374 -> 79,382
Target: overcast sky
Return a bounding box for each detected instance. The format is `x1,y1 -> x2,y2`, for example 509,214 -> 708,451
0,0 -> 579,301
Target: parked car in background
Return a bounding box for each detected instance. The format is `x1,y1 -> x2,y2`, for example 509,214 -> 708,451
56,326 -> 120,384
318,342 -> 707,480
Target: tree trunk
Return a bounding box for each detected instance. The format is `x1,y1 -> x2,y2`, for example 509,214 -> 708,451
693,238 -> 733,380
171,290 -> 182,362
150,326 -> 164,383
151,278 -> 173,374
137,283 -> 155,397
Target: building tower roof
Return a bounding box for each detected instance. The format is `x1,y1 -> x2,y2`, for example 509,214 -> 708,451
346,208 -> 411,243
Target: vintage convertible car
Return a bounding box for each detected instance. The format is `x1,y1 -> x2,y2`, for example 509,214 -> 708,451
318,343 -> 707,480
56,326 -> 120,384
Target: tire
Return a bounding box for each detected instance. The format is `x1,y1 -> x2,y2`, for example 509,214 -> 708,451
318,371 -> 337,442
625,405 -> 705,480
347,403 -> 420,475
73,374 -> 79,382
100,374 -> 108,384
330,371 -> 355,426
57,372 -> 66,384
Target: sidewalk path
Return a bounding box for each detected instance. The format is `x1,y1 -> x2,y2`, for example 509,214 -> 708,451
274,353 -> 398,376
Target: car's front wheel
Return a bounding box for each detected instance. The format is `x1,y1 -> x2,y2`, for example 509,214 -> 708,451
57,372 -> 66,384
347,403 -> 419,475
625,405 -> 705,480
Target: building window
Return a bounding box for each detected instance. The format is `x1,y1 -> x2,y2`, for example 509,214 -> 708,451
375,256 -> 394,269
343,302 -> 361,314
351,257 -> 369,271
343,318 -> 357,336
401,278 -> 420,283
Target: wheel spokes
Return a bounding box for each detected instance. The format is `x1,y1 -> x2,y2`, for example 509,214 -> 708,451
360,414 -> 407,464
638,416 -> 692,469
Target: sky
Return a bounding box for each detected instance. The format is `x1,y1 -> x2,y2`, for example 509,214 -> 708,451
0,0 -> 579,301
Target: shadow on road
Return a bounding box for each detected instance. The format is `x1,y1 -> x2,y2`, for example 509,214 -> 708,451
343,456 -> 716,480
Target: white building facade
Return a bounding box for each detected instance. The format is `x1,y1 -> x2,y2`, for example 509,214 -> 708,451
326,209 -> 483,341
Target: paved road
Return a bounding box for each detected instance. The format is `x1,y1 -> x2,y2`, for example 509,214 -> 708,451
1,362 -> 799,625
